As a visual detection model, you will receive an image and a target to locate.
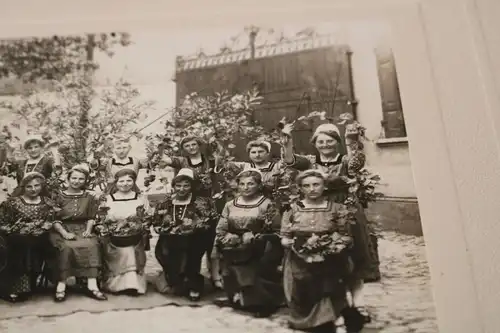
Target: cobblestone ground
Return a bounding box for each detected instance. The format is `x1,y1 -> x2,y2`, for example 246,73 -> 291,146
0,232 -> 438,333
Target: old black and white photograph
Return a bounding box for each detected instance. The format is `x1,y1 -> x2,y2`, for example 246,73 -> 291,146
0,21 -> 438,333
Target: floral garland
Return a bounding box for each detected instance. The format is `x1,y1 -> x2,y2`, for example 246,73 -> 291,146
152,196 -> 216,235
0,217 -> 55,236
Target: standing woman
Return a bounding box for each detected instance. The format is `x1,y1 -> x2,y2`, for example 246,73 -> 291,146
102,136 -> 150,193
48,164 -> 107,302
280,170 -> 356,333
213,169 -> 284,318
282,123 -> 377,322
161,136 -> 220,287
99,168 -> 153,295
0,172 -> 58,302
8,135 -> 62,190
153,168 -> 218,301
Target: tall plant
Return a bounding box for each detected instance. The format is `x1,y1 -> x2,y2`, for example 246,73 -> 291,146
0,77 -> 153,188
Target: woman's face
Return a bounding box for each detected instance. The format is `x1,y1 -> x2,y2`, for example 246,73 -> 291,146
68,170 -> 87,190
248,146 -> 270,164
238,176 -> 260,197
314,133 -> 338,156
26,142 -> 43,159
116,175 -> 135,193
174,179 -> 192,198
114,143 -> 131,159
182,140 -> 200,156
300,176 -> 326,200
24,178 -> 43,198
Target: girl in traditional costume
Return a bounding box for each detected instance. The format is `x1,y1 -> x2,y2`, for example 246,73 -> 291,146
48,164 -> 107,302
282,123 -> 376,323
0,172 -> 58,302
213,169 -> 284,318
98,168 -> 153,295
153,168 -> 218,301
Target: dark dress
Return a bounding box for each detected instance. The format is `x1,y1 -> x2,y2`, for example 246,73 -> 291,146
280,199 -> 352,330
153,195 -> 218,295
169,156 -> 219,262
48,191 -> 101,281
290,153 -> 380,283
0,197 -> 57,296
215,196 -> 284,311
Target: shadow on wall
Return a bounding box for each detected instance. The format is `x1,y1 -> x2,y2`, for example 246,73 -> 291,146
366,198 -> 423,237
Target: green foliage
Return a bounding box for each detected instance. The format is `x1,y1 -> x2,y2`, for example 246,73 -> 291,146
0,77 -> 153,194
0,33 -> 131,83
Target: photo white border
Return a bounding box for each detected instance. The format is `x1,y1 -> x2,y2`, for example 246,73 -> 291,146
1,0 -> 499,332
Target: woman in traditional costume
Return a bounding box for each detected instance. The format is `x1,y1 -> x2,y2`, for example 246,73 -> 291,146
98,168 -> 153,295
161,135 -> 221,288
213,140 -> 298,205
0,172 -> 57,302
4,135 -> 62,197
48,163 -> 107,302
280,170 -> 358,333
213,169 -> 284,318
153,168 -> 218,301
282,123 -> 377,323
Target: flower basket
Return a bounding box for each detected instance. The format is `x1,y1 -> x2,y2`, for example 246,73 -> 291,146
220,242 -> 257,265
110,232 -> 144,248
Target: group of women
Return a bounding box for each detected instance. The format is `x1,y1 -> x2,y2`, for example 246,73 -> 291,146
0,120 -> 380,333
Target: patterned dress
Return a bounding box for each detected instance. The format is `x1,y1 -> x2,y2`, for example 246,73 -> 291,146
100,192 -> 152,294
48,191 -> 101,281
153,195 -> 218,294
290,153 -> 379,283
0,197 -> 57,296
280,199 -> 352,330
215,196 -> 284,310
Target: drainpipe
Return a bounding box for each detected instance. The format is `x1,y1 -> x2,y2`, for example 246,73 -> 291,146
346,49 -> 358,121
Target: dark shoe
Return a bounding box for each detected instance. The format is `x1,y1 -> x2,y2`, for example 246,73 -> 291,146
54,290 -> 66,302
85,288 -> 107,301
252,307 -> 275,318
342,306 -> 367,333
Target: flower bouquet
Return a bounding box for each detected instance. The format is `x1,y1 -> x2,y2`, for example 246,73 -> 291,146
292,232 -> 353,264
0,217 -> 54,237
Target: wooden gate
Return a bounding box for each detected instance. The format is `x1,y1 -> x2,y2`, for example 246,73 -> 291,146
175,43 -> 356,160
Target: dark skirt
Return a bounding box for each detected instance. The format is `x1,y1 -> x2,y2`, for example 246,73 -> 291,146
283,250 -> 350,330
0,233 -> 46,295
220,235 -> 284,309
155,231 -> 208,294
48,222 -> 101,281
348,205 -> 381,283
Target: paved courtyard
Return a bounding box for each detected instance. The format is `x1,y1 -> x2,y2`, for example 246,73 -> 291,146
0,232 -> 438,333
